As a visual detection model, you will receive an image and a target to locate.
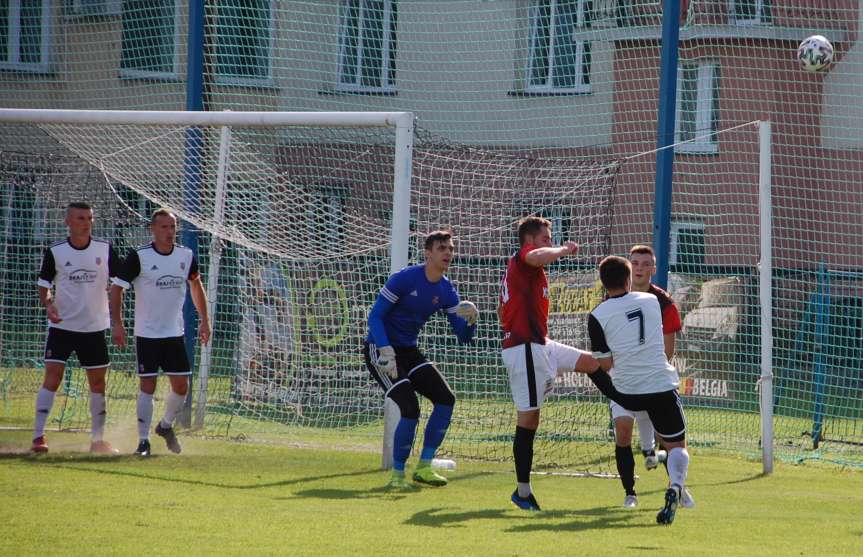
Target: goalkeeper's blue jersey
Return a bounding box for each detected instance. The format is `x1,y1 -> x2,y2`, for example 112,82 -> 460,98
367,264 -> 474,348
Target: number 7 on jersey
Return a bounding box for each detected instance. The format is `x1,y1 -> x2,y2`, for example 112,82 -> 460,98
626,308 -> 645,344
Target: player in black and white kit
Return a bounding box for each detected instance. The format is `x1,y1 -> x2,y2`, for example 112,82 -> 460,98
588,255 -> 690,526
611,245 -> 693,510
110,208 -> 211,457
32,202 -> 121,454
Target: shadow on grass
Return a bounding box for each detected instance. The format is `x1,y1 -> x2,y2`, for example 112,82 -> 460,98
284,485 -> 419,503
404,504 -> 656,531
0,452 -> 380,490
505,506 -> 657,533
285,471 -> 494,502
0,452 -> 157,463
698,472 -> 767,487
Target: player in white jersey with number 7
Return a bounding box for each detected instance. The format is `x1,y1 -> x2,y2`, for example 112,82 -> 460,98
588,255 -> 691,525
611,244 -> 694,510
110,208 -> 211,457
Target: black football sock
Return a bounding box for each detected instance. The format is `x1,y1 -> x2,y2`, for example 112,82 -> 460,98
616,445 -> 636,496
513,426 -> 537,493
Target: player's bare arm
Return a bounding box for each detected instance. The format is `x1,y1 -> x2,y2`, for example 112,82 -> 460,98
189,276 -> 211,345
38,286 -> 62,324
596,355 -> 614,372
664,332 -> 675,361
109,284 -> 126,348
524,241 -> 578,267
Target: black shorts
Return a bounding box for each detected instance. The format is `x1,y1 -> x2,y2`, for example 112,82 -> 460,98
362,342 -> 436,392
135,336 -> 191,377
44,328 -> 109,369
617,389 -> 686,442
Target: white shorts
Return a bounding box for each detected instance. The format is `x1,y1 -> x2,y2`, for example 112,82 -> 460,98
502,340 -> 590,411
610,400 -> 649,421
610,401 -> 657,451
608,400 -> 648,420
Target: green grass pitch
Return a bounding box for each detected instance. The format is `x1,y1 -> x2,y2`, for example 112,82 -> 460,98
1,429 -> 861,556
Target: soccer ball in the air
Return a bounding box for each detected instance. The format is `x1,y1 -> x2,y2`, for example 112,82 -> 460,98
797,35 -> 834,72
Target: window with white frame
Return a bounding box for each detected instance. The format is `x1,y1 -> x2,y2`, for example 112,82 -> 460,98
675,62 -> 719,154
120,0 -> 179,79
670,222 -> 705,271
526,0 -> 591,93
730,0 -> 771,25
215,0 -> 272,83
336,0 -> 397,93
0,0 -> 51,72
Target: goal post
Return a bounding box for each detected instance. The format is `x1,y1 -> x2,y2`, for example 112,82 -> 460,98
195,123 -> 232,430
382,118 -> 414,470
758,120 -> 774,475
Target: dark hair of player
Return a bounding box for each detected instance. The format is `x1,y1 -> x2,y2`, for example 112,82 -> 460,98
599,255 -> 631,290
517,216 -> 551,245
66,201 -> 92,211
424,229 -> 453,251
629,244 -> 655,258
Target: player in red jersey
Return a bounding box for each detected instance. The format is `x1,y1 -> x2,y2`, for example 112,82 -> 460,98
499,216 -> 602,511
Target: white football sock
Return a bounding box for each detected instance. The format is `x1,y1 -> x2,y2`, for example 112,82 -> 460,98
517,482 -> 532,498
160,390 -> 185,429
137,392 -> 154,440
89,392 -> 106,442
635,413 -> 656,453
33,387 -> 56,439
667,447 -> 690,489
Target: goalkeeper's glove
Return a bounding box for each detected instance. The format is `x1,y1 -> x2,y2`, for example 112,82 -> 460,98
375,345 -> 398,380
455,301 -> 479,326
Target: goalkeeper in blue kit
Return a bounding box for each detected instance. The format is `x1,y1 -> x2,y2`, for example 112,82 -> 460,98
363,230 -> 478,488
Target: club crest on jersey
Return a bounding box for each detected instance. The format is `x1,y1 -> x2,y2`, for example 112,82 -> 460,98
95,257 -> 101,265
180,262 -> 186,270
432,296 -> 439,305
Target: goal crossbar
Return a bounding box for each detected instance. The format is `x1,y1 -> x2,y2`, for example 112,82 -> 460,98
0,108 -> 414,129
